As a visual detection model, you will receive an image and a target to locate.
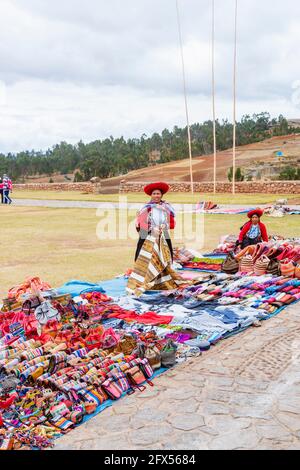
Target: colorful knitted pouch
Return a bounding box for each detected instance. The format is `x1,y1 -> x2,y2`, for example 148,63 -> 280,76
239,255 -> 254,273
280,260 -> 295,278
254,255 -> 270,276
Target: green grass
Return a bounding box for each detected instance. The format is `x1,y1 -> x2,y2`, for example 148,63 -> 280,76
13,190 -> 300,205
1,206 -> 298,299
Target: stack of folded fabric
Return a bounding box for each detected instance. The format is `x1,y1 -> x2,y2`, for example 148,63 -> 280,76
182,256 -> 226,272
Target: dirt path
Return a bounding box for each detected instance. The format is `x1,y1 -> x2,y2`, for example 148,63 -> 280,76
54,303 -> 300,450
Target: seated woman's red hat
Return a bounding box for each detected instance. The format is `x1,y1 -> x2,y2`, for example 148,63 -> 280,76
144,182 -> 170,196
247,208 -> 264,219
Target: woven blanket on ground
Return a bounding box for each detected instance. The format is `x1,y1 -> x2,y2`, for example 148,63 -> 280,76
182,256 -> 225,272
127,234 -> 185,296
195,207 -> 252,215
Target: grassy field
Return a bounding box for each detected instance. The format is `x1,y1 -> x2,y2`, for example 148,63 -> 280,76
12,191 -> 300,205
1,206 -> 299,299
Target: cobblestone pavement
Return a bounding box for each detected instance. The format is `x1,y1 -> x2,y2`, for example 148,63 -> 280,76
54,303 -> 300,450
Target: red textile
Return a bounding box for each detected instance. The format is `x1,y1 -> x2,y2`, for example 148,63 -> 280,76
239,221 -> 268,243
183,262 -> 221,271
107,310 -> 173,325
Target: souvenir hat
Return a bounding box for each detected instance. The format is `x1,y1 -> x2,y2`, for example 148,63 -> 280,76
247,208 -> 264,219
144,182 -> 170,196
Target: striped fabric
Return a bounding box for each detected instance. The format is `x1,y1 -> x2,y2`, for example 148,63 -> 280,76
127,233 -> 185,296
280,260 -> 295,278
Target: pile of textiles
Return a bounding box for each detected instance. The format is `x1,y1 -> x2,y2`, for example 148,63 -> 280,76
213,235 -> 237,254
0,281 -> 202,450
264,205 -> 289,218
196,201 -> 218,211
2,255 -> 300,449
264,205 -> 300,217
6,277 -> 52,302
196,204 -> 252,215
173,247 -> 196,264
126,272 -> 300,338
180,255 -> 226,272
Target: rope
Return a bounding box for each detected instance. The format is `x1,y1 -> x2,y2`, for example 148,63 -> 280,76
232,0 -> 238,195
211,0 -> 217,194
175,0 -> 194,194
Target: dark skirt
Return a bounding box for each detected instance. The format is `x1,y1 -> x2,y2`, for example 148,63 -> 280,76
134,229 -> 173,262
241,235 -> 262,250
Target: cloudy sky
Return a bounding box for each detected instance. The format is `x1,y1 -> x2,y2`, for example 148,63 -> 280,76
0,0 -> 300,153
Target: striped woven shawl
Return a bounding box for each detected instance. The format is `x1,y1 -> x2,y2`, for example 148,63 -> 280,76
127,233 -> 184,296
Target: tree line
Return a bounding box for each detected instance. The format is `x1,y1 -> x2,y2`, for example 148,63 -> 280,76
0,112 -> 298,182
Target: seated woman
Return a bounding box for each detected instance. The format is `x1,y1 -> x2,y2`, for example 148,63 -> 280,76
127,182 -> 184,296
237,208 -> 268,250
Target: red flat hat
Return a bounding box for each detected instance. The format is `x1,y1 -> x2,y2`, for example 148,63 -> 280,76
247,208 -> 264,219
144,182 -> 170,196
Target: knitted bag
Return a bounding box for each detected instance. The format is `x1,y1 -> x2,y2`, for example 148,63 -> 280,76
126,366 -> 147,390
267,259 -> 281,276
135,343 -> 161,370
108,369 -> 131,393
295,264 -> 300,280
138,358 -> 154,379
280,260 -> 295,278
117,334 -> 137,356
239,254 -> 254,273
101,378 -> 123,400
221,252 -> 239,274
254,255 -> 270,276
160,340 -> 177,368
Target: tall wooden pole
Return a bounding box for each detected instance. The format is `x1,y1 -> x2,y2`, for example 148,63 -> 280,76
176,0 -> 194,194
232,0 -> 238,194
212,0 -> 217,194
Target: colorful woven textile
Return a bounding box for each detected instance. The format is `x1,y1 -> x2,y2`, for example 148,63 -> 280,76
127,233 -> 185,296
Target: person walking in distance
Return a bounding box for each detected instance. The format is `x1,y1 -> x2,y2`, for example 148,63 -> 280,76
0,177 -> 3,204
3,174 -> 12,204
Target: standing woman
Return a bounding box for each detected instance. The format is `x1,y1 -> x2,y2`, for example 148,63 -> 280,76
134,182 -> 175,261
127,182 -> 184,296
0,177 -> 3,204
237,208 -> 268,249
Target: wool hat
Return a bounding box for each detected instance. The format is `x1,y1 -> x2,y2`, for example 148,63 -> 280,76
248,208 -> 264,219
144,182 -> 170,196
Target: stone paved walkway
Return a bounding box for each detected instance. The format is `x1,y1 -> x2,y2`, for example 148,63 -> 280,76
54,303 -> 300,450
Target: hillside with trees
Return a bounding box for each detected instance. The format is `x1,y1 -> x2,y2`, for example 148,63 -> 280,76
0,112 -> 298,182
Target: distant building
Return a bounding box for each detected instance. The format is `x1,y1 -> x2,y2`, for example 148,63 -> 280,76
288,119 -> 300,129
149,150 -> 161,166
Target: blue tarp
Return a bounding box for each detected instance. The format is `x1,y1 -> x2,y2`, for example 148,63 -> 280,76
57,277 -> 128,298
100,277 -> 128,297
57,280 -> 105,297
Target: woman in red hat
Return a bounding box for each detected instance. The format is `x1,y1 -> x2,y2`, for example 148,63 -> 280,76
237,208 -> 268,249
134,182 -> 175,261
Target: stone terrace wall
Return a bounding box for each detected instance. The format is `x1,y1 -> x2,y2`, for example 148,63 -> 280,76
119,181 -> 300,194
14,183 -> 100,193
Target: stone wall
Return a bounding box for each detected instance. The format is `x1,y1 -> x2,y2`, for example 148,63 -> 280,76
119,180 -> 300,194
14,183 -> 100,193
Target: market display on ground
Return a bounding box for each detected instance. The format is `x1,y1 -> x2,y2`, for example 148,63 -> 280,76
1,233 -> 300,450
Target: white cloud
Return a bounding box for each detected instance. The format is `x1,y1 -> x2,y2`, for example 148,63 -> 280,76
0,0 -> 299,152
